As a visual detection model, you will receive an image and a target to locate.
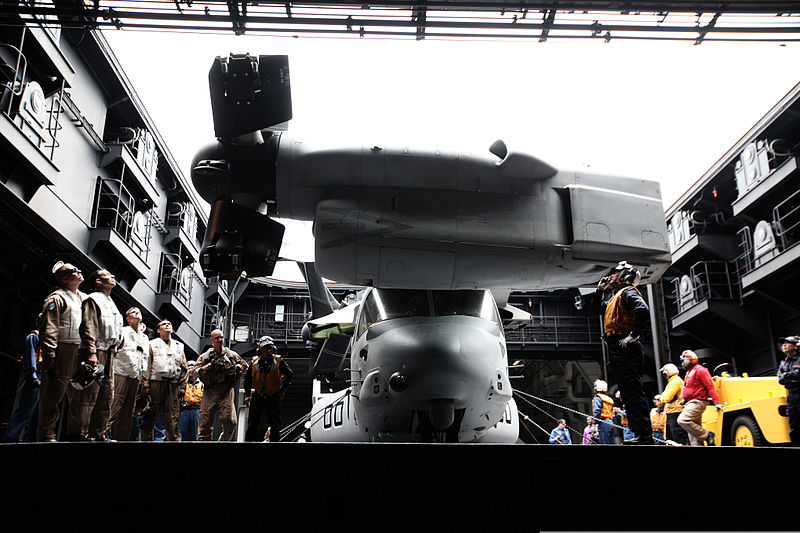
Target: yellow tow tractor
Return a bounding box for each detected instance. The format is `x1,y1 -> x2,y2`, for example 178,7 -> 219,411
700,368 -> 791,446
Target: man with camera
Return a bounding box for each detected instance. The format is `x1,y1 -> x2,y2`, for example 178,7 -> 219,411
105,307 -> 149,440
196,329 -> 247,441
74,269 -> 124,441
244,335 -> 293,442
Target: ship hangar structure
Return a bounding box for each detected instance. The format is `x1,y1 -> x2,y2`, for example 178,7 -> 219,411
2,3 -> 800,527
661,84 -> 800,377
0,19 -> 232,407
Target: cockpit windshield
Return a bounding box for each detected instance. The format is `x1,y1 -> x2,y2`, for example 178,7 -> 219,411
358,288 -> 501,336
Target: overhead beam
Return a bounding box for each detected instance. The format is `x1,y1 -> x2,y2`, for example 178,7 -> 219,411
6,1 -> 800,41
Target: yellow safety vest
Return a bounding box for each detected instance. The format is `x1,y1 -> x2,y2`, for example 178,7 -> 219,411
183,381 -> 203,408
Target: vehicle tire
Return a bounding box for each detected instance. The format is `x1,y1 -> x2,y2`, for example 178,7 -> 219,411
730,414 -> 766,447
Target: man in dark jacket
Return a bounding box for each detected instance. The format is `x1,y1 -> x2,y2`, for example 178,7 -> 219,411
244,335 -> 293,442
777,335 -> 800,445
592,260 -> 653,445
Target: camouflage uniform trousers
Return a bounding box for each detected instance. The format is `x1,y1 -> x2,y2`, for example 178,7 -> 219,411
37,343 -> 81,441
140,380 -> 182,441
69,348 -> 115,440
198,386 -> 237,441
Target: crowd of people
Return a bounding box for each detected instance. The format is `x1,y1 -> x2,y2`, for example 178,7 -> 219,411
547,258 -> 800,447
4,258 -> 798,446
549,335 -> 799,447
2,261 -> 293,443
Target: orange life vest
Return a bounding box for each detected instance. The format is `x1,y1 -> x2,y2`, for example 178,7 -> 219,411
604,286 -> 642,336
596,393 -> 614,419
251,354 -> 283,396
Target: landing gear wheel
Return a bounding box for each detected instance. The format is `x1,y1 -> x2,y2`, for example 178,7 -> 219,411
730,414 -> 766,447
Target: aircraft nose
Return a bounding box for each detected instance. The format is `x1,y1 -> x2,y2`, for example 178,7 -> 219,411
359,318 -> 505,406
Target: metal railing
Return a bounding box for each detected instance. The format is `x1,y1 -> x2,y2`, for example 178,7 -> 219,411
91,176 -> 152,262
2,26 -> 64,161
773,188 -> 800,252
505,315 -> 601,346
245,311 -> 601,347
735,226 -> 754,275
203,304 -> 226,338
165,201 -> 200,247
734,188 -> 800,278
667,209 -> 727,253
250,311 -> 307,344
158,252 -> 193,308
672,260 -> 740,317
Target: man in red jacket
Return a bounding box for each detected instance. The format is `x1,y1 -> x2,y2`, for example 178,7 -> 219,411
677,350 -> 724,446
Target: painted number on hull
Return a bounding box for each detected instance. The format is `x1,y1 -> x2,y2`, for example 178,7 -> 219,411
323,399 -> 346,429
494,403 -> 513,429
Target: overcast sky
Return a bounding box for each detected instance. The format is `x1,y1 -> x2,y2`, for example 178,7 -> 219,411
102,30 -> 800,272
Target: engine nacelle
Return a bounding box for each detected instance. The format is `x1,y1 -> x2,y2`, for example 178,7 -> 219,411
192,54 -> 291,279
274,136 -> 671,290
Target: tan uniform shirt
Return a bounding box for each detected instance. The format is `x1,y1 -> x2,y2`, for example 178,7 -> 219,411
40,289 -> 86,359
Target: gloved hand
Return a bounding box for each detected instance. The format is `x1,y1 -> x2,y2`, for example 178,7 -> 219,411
619,334 -> 639,348
714,403 -> 724,412
597,276 -> 612,291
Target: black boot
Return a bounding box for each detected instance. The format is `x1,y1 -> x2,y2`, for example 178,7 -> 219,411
623,435 -> 654,445
706,431 -> 715,446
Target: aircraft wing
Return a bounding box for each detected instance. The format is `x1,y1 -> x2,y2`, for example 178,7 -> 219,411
307,301 -> 359,338
498,303 -> 533,330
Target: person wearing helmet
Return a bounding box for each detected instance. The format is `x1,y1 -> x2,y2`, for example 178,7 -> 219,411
659,363 -> 688,445
592,379 -> 615,444
777,335 -> 800,445
592,260 -> 653,445
650,395 -> 666,445
677,350 -> 723,446
243,335 -> 294,442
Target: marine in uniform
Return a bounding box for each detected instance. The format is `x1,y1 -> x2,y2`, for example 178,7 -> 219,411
592,260 -> 653,445
141,319 -> 187,441
37,261 -> 87,442
76,269 -> 124,440
105,307 -> 149,440
243,335 -> 293,442
196,329 -> 247,441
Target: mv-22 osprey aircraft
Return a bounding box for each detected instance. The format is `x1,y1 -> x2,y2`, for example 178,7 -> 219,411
191,54 -> 671,442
